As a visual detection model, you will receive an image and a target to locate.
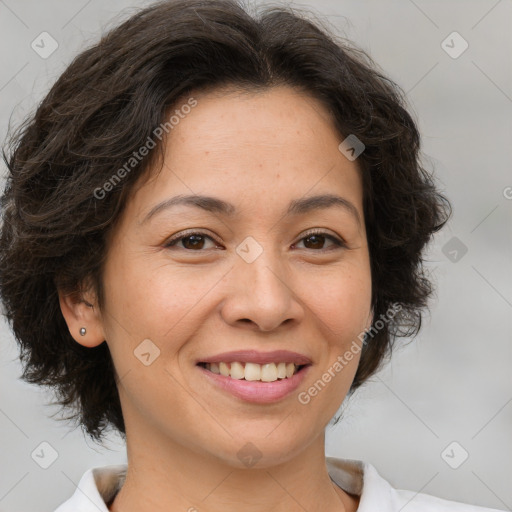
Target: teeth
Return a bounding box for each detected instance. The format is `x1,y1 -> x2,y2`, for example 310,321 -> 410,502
261,363 -> 277,382
219,362 -> 230,377
204,361 -> 301,381
276,362 -> 287,379
244,362 -> 261,381
230,361 -> 245,379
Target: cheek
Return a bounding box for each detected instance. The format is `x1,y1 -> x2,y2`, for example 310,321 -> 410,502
102,256 -> 207,341
300,263 -> 372,342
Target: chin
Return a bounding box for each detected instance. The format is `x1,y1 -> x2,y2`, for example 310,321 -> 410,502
208,427 -> 320,470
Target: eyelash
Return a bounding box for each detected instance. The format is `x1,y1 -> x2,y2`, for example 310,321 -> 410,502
163,229 -> 346,252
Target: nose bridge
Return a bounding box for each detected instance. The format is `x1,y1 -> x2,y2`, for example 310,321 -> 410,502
238,239 -> 289,302
221,236 -> 302,331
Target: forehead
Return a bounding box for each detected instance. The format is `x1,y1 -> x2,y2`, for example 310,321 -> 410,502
170,85 -> 341,156
131,85 -> 364,220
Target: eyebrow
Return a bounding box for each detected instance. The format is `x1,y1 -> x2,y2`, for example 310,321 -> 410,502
141,193 -> 361,226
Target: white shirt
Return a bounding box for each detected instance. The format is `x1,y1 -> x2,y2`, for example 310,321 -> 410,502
54,457 -> 505,511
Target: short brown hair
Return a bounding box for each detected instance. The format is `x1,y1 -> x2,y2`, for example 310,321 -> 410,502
0,0 -> 450,442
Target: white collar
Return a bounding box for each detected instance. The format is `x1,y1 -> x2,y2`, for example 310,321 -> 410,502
53,457 -> 390,512
54,457 -> 501,512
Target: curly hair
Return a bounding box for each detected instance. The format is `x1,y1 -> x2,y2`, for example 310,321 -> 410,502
0,0 -> 450,443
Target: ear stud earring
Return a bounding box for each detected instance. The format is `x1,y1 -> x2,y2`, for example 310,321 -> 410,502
79,327 -> 87,336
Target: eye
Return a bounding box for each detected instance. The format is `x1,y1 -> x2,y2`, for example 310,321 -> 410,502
163,229 -> 346,252
293,230 -> 346,251
163,231 -> 220,251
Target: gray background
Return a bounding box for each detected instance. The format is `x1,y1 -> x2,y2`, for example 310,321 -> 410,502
0,0 -> 511,511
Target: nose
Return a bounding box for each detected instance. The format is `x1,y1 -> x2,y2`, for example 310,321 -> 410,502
220,246 -> 304,332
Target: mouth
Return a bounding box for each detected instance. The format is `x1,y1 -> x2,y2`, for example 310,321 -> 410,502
197,361 -> 308,382
195,350 -> 312,403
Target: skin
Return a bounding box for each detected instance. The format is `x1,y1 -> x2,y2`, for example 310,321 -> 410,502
59,85 -> 373,512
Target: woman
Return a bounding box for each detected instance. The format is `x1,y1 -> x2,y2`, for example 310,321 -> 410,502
0,0 -> 504,511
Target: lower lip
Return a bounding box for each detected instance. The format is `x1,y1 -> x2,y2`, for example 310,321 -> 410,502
197,365 -> 311,403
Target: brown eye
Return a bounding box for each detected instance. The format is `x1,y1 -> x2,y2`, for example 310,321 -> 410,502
180,235 -> 207,250
303,234 -> 327,250
164,232 -> 217,250
295,232 -> 345,251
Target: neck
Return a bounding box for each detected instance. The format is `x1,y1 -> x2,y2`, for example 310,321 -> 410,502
109,422 -> 358,512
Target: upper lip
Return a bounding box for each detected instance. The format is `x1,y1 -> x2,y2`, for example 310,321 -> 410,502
197,350 -> 312,365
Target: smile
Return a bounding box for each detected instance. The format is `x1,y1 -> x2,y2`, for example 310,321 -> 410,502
198,361 -> 305,382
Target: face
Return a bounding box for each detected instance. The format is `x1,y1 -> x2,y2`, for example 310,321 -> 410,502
79,86 -> 372,468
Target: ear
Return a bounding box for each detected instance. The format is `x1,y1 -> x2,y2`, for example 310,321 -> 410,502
58,283 -> 106,348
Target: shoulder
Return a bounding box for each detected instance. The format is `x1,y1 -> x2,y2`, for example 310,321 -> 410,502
326,457 -> 505,512
53,464 -> 127,512
394,486 -> 504,511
